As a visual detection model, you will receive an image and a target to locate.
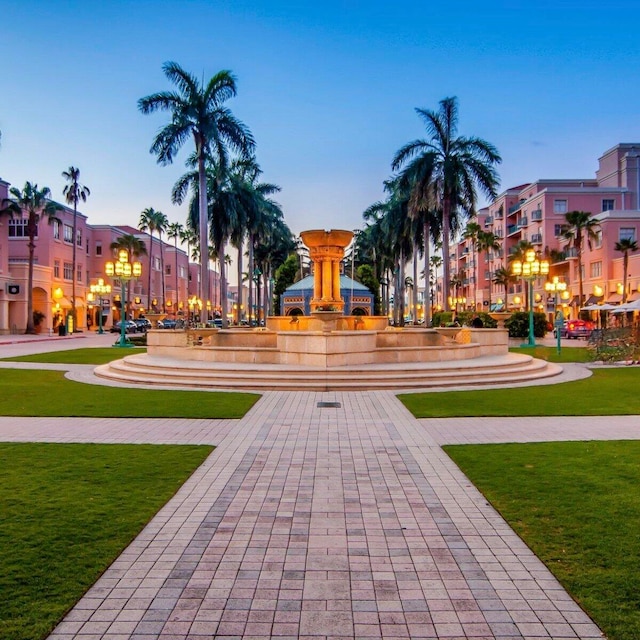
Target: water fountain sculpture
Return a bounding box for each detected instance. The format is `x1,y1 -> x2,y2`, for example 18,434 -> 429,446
95,229 -> 561,390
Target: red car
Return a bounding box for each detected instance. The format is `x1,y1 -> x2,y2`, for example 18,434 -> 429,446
554,319 -> 595,339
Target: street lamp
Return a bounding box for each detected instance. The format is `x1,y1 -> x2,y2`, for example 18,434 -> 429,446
105,249 -> 142,348
545,276 -> 567,355
88,278 -> 112,335
511,249 -> 549,347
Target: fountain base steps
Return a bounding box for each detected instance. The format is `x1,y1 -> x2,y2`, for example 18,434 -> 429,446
95,352 -> 562,392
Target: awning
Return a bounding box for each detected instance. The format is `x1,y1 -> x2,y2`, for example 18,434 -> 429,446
627,292 -> 640,302
585,295 -> 604,305
569,295 -> 581,306
55,296 -> 72,308
607,292 -> 623,303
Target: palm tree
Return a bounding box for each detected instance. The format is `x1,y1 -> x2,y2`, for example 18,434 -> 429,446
462,221 -> 482,309
492,266 -> 513,310
155,211 -> 169,311
392,96 -> 501,310
109,235 -> 147,321
562,211 -> 601,307
138,207 -> 160,310
1,183 -> 62,333
476,229 -> 502,309
429,254 -> 442,311
139,61 -> 254,323
62,167 -> 90,330
614,237 -> 638,303
167,222 -> 184,311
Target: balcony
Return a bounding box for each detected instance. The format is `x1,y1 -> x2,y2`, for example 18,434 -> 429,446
565,247 -> 578,258
484,216 -> 493,226
518,217 -> 528,227
508,200 -> 525,214
531,209 -> 543,221
507,224 -> 520,236
531,234 -> 543,244
495,210 -> 504,219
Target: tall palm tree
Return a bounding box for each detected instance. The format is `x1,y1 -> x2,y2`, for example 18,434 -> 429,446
62,167 -> 90,330
429,254 -> 442,311
614,237 -> 638,303
476,229 -> 502,309
109,235 -> 147,321
392,97 -> 501,310
167,222 -> 184,311
462,221 -> 482,310
139,61 -> 254,323
562,211 -> 600,307
139,207 -> 160,310
155,211 -> 169,311
492,266 -> 513,310
1,183 -> 62,334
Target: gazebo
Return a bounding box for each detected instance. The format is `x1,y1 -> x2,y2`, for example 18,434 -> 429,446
280,274 -> 374,316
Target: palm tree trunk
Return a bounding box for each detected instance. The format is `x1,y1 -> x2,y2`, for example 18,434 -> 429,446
442,197 -> 452,309
174,238 -> 179,311
26,236 -> 36,334
147,235 -> 153,310
71,202 -> 77,329
423,220 -> 431,327
236,237 -> 243,323
159,232 -> 166,312
248,234 -> 254,323
197,148 -> 210,323
218,241 -> 228,327
412,249 -> 418,324
622,252 -> 629,303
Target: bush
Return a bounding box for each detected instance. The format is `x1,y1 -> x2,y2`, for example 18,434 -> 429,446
432,311 -> 454,327
456,311 -> 498,329
505,311 -> 548,338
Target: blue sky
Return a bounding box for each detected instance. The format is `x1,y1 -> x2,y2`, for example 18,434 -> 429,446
2,0 -> 639,238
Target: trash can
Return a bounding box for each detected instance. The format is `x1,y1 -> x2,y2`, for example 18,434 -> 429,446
58,325 -> 66,337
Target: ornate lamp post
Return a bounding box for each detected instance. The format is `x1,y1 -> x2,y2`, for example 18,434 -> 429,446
545,276 -> 567,355
511,249 -> 549,347
88,278 -> 112,334
105,249 -> 142,348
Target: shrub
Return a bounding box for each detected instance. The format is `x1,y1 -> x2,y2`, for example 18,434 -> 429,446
505,311 -> 547,338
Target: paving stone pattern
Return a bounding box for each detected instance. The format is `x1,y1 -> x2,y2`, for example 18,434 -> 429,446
21,390 -> 614,639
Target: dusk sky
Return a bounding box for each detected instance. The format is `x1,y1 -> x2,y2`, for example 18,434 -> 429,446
2,0 -> 640,241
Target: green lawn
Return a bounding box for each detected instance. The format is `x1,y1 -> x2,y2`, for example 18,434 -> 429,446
509,345 -> 591,362
0,442 -> 214,640
445,440 -> 640,640
0,347 -> 147,365
0,369 -> 259,418
400,367 -> 639,417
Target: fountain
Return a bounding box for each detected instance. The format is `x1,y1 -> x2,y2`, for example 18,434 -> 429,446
95,230 -> 561,390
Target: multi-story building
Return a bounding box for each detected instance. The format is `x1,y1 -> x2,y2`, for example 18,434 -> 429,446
450,143 -> 640,320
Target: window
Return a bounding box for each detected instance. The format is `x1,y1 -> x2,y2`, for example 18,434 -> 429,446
553,199 -> 568,214
76,264 -> 82,282
53,220 -> 61,240
54,260 -> 60,278
179,266 -> 186,278
63,262 -> 73,280
8,218 -> 31,238
96,243 -> 102,256
554,224 -> 564,237
620,227 -> 636,242
166,264 -> 172,275
63,224 -> 73,243
590,261 -> 602,278
76,228 -> 82,247
602,199 -> 615,212
154,256 -> 161,270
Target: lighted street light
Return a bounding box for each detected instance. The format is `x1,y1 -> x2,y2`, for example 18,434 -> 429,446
511,249 -> 549,347
105,249 -> 142,348
545,276 -> 567,355
88,278 -> 112,335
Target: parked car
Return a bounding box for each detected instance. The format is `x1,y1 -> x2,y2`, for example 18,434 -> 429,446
554,319 -> 595,339
159,318 -> 178,329
133,318 -> 151,332
206,318 -> 223,328
110,320 -> 138,334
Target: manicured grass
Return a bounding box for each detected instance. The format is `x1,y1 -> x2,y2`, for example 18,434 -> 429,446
0,347 -> 146,365
0,442 -> 213,640
399,368 -> 640,417
509,345 -> 591,362
445,440 -> 640,640
0,369 -> 259,418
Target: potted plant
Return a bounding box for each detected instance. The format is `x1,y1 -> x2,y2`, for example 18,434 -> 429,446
33,310 -> 46,334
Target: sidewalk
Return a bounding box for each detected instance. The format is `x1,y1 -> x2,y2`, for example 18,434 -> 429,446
4,391 -> 615,639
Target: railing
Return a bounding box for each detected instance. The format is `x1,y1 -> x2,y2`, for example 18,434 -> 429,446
518,217 -> 528,227
531,234 -> 543,244
507,224 -> 520,235
495,210 -> 504,219
484,216 -> 493,226
508,200 -> 525,214
531,209 -> 543,221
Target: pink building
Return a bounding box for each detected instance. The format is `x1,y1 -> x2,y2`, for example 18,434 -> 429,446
450,143 -> 640,320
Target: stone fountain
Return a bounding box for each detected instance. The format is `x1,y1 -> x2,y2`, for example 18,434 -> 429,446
95,229 -> 561,390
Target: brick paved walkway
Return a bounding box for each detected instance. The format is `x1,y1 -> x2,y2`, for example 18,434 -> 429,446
0,388 -> 624,639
